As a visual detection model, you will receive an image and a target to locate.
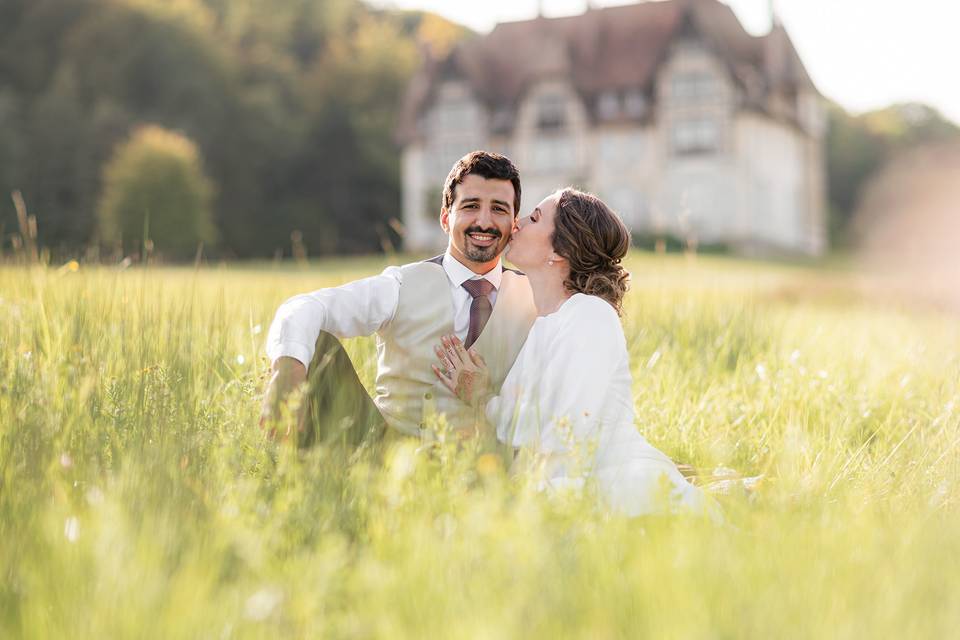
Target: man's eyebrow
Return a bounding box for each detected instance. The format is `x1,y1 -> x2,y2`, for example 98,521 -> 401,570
460,197 -> 481,204
492,199 -> 511,208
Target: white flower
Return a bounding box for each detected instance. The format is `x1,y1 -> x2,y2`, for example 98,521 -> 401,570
64,517 -> 80,543
244,587 -> 283,621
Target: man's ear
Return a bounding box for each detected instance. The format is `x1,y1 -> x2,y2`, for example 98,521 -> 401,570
440,207 -> 451,234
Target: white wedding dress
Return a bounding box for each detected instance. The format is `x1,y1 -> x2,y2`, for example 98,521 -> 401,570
485,294 -> 711,517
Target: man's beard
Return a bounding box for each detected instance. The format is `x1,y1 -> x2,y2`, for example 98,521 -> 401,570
462,226 -> 503,262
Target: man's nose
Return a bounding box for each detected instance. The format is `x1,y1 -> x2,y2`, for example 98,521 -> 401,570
475,206 -> 495,228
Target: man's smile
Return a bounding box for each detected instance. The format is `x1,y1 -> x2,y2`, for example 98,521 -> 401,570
466,230 -> 500,247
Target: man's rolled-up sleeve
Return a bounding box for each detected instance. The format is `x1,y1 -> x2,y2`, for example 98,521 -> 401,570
265,266 -> 402,367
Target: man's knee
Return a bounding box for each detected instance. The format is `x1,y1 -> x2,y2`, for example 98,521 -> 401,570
309,331 -> 352,377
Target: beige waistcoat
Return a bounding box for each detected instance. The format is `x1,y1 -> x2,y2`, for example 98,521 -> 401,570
374,260 -> 537,436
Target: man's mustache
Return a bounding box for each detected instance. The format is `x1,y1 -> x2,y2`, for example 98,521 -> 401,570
463,226 -> 502,239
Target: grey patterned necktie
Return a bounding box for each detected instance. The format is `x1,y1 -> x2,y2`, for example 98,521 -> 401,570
461,278 -> 495,349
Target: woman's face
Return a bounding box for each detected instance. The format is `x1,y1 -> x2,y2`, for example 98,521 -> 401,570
505,192 -> 560,270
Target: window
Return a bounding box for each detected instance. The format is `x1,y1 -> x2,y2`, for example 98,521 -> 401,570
597,92 -> 620,121
536,94 -> 567,131
672,119 -> 719,155
532,136 -> 575,172
598,132 -> 644,166
670,72 -> 715,101
623,89 -> 646,118
434,100 -> 475,132
428,139 -> 475,176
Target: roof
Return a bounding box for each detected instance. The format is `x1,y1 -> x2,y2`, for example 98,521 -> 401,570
397,0 -> 819,143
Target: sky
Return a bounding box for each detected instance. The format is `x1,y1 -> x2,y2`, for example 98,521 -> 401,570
369,0 -> 960,125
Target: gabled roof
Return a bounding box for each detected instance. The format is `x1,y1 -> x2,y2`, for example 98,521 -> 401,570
397,0 -> 819,143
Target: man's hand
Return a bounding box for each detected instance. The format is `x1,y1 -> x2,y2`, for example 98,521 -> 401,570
432,334 -> 492,408
260,356 -> 307,440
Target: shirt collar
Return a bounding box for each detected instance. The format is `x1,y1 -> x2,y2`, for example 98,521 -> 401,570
442,249 -> 503,290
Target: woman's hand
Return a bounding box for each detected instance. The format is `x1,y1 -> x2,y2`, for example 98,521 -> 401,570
432,334 -> 492,408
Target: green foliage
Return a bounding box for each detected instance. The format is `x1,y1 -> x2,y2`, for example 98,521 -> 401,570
0,0 -> 458,259
1,254 -> 959,636
98,125 -> 215,258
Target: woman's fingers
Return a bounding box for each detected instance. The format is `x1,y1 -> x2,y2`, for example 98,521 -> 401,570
431,364 -> 456,393
467,348 -> 486,368
449,335 -> 471,364
442,335 -> 464,366
434,344 -> 449,367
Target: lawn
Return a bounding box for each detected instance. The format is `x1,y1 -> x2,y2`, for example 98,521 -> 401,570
1,252 -> 958,638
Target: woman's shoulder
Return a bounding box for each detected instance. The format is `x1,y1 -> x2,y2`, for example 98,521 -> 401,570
566,293 -> 620,319
559,294 -> 623,335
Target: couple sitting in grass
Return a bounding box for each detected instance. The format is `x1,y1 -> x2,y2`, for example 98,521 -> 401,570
262,150 -> 711,518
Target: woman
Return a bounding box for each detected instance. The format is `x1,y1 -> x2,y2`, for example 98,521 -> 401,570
433,188 -> 711,517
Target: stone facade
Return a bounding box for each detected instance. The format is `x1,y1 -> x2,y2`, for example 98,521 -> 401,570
398,0 -> 826,255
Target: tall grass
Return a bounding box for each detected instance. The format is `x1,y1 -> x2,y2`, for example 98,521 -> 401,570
1,254 -> 958,638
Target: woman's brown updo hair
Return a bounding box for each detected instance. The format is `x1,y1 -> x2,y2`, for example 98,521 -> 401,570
552,188 -> 631,315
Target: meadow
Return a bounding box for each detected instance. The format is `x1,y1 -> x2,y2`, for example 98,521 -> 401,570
1,253 -> 958,638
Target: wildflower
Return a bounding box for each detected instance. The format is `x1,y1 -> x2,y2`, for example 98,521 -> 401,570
57,260 -> 80,275
476,453 -> 502,477
64,517 -> 80,543
244,587 -> 283,621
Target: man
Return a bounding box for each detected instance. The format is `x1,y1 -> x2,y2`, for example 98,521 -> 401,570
262,151 -> 537,446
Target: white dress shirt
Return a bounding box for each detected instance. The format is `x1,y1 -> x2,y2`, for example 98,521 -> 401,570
266,250 -> 502,367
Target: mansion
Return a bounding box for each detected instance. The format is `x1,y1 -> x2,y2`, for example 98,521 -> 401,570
396,0 -> 827,255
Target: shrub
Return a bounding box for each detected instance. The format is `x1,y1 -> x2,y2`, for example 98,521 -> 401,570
98,125 -> 215,259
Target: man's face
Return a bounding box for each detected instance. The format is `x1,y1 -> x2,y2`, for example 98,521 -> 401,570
440,173 -> 516,271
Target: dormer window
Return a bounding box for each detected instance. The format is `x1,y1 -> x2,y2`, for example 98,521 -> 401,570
623,89 -> 646,118
597,92 -> 620,121
671,72 -> 715,101
491,107 -> 513,134
537,94 -> 567,130
435,99 -> 474,132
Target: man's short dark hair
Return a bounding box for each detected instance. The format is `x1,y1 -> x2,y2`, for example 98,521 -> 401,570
442,151 -> 522,216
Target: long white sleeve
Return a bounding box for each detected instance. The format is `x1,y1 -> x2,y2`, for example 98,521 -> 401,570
265,266 -> 402,367
488,295 -> 628,454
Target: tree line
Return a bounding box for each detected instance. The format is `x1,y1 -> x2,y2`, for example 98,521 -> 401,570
0,0 -> 956,260
0,0 -> 465,260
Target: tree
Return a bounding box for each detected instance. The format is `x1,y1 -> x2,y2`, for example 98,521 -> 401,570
98,125 -> 215,259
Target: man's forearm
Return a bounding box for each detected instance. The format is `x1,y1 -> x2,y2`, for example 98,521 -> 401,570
260,356 -> 308,438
